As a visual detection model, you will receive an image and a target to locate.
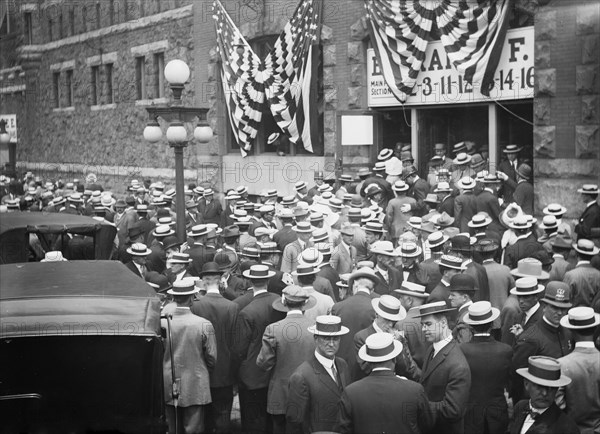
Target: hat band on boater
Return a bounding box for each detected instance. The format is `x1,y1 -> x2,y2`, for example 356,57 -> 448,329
377,303 -> 401,316
469,310 -> 493,321
366,342 -> 395,358
316,322 -> 342,333
514,285 -> 538,293
570,317 -> 596,326
528,365 -> 560,381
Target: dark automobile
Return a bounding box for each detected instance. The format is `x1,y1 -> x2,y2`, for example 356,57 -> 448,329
0,261 -> 165,433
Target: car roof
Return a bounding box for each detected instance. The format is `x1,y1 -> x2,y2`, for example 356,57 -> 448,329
0,212 -> 106,236
0,261 -> 161,338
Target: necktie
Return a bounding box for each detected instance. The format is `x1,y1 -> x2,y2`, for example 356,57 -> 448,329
331,363 -> 339,385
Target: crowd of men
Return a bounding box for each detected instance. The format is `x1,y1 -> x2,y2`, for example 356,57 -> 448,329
1,141 -> 600,434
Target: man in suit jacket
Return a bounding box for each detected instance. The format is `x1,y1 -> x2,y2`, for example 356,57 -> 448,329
123,243 -> 151,278
249,205 -> 277,237
197,188 -> 222,225
497,144 -> 521,204
272,210 -> 298,252
190,262 -> 239,434
337,333 -> 434,434
454,177 -> 478,233
563,239 -> 600,307
478,240 -> 515,329
187,225 -> 217,277
501,275 -> 546,346
162,279 -> 217,434
557,307 -> 600,434
234,265 -> 286,434
500,164 -> 534,215
460,302 -> 513,434
257,286 -> 316,434
331,268 -> 379,381
394,281 -> 430,368
286,315 -> 351,434
330,227 -> 356,275
503,216 -> 544,270
476,174 -> 504,233
370,240 -> 403,296
281,222 -> 314,273
386,180 -> 417,242
415,301 -> 471,434
435,182 -> 455,217
574,185 -> 600,243
511,356 -> 579,434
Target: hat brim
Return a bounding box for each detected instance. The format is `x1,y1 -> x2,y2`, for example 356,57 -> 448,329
398,250 -> 422,258
543,206 -> 567,215
349,270 -> 381,286
394,289 -> 430,298
170,259 -> 192,264
426,237 -> 449,249
242,270 -> 276,279
358,339 -> 403,363
293,268 -> 320,277
153,229 -> 176,237
371,299 -> 406,321
199,269 -> 224,277
541,298 -> 573,309
453,156 -> 472,165
127,248 -> 152,256
503,147 -> 522,154
573,244 -> 600,255
167,287 -> 200,296
272,295 -> 317,312
413,307 -> 456,318
468,218 -> 492,228
392,186 -> 409,192
370,249 -> 399,257
577,189 -> 600,195
516,368 -> 571,388
308,325 -> 349,336
292,227 -> 313,233
560,314 -> 600,329
463,308 -> 500,325
509,284 -> 546,295
510,269 -> 550,280
508,222 -> 532,230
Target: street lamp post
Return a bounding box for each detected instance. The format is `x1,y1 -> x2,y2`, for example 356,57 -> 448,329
143,59 -> 213,243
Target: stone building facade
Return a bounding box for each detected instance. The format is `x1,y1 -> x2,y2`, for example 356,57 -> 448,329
0,0 -> 598,218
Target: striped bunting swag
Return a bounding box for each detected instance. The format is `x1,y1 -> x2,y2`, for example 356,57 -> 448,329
213,0 -> 269,157
365,0 -> 510,104
264,0 -> 321,154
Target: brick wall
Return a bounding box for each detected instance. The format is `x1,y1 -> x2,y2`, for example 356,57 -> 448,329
533,0 -> 600,218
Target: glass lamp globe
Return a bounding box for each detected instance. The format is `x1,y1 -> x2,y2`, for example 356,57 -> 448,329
194,125 -> 213,143
143,121 -> 162,143
166,122 -> 187,143
0,132 -> 10,145
164,60 -> 190,85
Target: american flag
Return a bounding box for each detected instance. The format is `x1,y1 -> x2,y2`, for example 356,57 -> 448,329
264,0 -> 321,154
213,0 -> 269,156
365,0 -> 510,104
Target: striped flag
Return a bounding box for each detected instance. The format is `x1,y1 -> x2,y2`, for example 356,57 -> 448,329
264,0 -> 322,153
365,0 -> 510,104
213,0 -> 269,156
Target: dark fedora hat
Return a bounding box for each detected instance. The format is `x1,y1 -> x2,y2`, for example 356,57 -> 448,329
199,261 -> 224,277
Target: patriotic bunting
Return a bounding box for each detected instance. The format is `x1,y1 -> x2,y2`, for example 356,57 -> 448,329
365,0 -> 510,104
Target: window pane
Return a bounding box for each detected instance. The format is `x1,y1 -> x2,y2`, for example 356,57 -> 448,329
154,52 -> 164,98
66,70 -> 73,107
106,64 -> 114,104
53,72 -> 60,108
91,66 -> 99,105
136,57 -> 145,100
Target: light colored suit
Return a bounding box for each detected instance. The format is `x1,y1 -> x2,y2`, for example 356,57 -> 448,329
386,196 -> 417,239
281,239 -> 313,273
482,260 -> 515,328
563,263 -> 600,307
303,286 -> 334,324
330,242 -> 356,275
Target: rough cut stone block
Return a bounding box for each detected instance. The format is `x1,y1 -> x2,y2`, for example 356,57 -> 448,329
323,44 -> 337,66
582,36 -> 599,65
207,63 -> 217,82
534,98 -> 551,126
582,95 -> 599,124
208,46 -> 219,63
576,3 -> 600,35
323,66 -> 335,88
576,65 -> 599,95
350,17 -> 369,41
535,41 -> 551,69
535,69 -> 556,96
348,86 -> 362,109
534,126 -> 556,158
325,87 -> 338,110
535,10 -> 556,40
350,64 -> 363,86
534,158 -> 600,179
324,111 -> 336,133
324,132 -> 336,155
347,41 -> 364,64
321,25 -> 333,44
576,125 -> 599,158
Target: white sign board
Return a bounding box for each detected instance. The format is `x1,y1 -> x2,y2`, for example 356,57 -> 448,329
0,114 -> 17,168
341,115 -> 374,146
367,27 -> 534,107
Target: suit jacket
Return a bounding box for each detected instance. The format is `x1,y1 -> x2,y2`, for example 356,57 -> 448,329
563,263 -> 600,308
345,224 -> 370,263
461,335 -> 512,434
503,233 -> 544,270
161,308 -> 217,406
317,264 -> 341,302
510,401 -> 580,434
373,265 -> 403,296
330,242 -> 356,275
256,313 -> 315,415
272,225 -> 298,252
337,370 -> 434,434
420,340 -> 472,434
281,239 -> 314,273
475,189 -> 504,233
398,307 -> 429,368
483,260 -> 515,327
124,261 -> 144,278
575,202 -> 600,240
419,257 -> 443,295
438,195 -> 455,217
190,292 -> 239,388
187,243 -> 217,277
497,159 -> 518,204
386,196 -> 417,239
558,346 -> 600,434
286,355 -> 350,434
549,255 -> 574,282
197,199 -> 222,225
249,219 -> 277,237
234,292 -> 285,390
454,191 -> 478,233
331,291 -> 376,378
409,178 -> 431,217
512,180 -> 534,215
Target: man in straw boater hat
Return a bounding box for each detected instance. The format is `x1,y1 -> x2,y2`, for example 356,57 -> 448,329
369,240 -> 402,296
281,220 -> 314,273
337,332 -> 434,434
414,300 -> 471,434
512,281 -> 574,402
428,254 -> 465,306
286,315 -> 351,434
256,285 -> 317,434
394,282 -> 430,368
511,356 -> 579,434
459,301 -> 513,434
189,261 -> 238,434
386,179 -> 416,243
502,214 -> 544,270
124,243 -> 152,278
353,295 -> 420,382
164,252 -> 195,284
454,176 -> 478,233
563,238 -> 600,308
574,183 -> 600,246
162,278 -> 217,434
557,307 -> 600,433
498,162 -> 534,216
233,264 -> 285,434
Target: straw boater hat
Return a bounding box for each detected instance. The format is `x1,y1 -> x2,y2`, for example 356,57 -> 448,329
508,215 -> 532,230
463,301 -> 500,326
358,332 -> 403,363
503,144 -> 522,154
413,301 -> 456,318
267,132 -> 280,144
371,295 -> 407,322
542,203 -> 567,216
560,306 -> 600,330
293,221 -> 313,233
272,285 -> 317,312
127,243 -> 152,256
509,276 -> 545,296
573,238 -> 600,256
510,258 -> 550,280
297,247 -> 324,270
538,215 -> 558,231
577,184 -> 599,195
378,149 -> 394,161
187,224 -> 210,238
392,180 -> 409,192
426,231 -> 449,249
396,242 -> 422,258
169,253 -> 192,264
167,278 -> 199,296
457,176 -> 476,190
408,216 -> 422,230
434,182 -> 452,193
41,251 -> 67,262
516,356 -> 571,388
394,281 -> 429,299
468,213 -> 492,228
435,254 -> 465,270
453,152 -> 472,166
308,315 -> 349,336
242,264 -> 276,280
370,241 -> 399,257
153,224 -> 175,238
